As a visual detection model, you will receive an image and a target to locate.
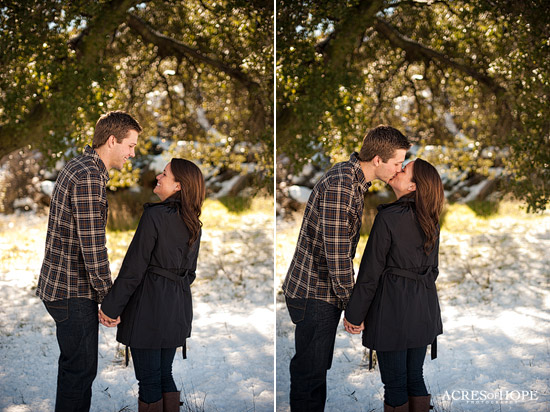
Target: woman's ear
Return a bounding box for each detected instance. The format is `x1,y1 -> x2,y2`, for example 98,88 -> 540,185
409,182 -> 417,191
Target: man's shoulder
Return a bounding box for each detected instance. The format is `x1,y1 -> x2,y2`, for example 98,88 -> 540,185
317,160 -> 355,189
60,152 -> 102,182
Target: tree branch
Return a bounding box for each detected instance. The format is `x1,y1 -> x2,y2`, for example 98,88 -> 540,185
389,0 -> 460,16
374,17 -> 514,137
374,18 -> 505,96
126,13 -> 260,91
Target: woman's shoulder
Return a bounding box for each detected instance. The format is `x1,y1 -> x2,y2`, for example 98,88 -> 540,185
139,201 -> 180,226
374,197 -> 416,230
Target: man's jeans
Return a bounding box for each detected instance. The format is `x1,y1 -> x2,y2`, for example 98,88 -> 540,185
130,347 -> 178,403
44,298 -> 98,412
377,346 -> 429,407
286,297 -> 342,412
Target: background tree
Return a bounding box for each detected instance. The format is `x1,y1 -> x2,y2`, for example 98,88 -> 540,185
0,0 -> 273,186
277,0 -> 549,211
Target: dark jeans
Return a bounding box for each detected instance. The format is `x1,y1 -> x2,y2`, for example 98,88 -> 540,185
44,298 -> 99,412
377,346 -> 429,407
130,347 -> 178,403
286,297 -> 342,412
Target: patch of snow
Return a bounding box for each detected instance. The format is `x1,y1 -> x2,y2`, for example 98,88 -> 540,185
276,212 -> 550,412
288,186 -> 312,204
39,181 -> 55,197
148,154 -> 171,174
12,197 -> 35,211
0,209 -> 274,412
460,180 -> 490,203
212,175 -> 243,198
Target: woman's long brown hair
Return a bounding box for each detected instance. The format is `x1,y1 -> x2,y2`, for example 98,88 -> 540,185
170,159 -> 206,246
411,158 -> 445,255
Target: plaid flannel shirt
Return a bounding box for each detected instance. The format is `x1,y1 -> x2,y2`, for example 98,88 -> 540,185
282,152 -> 371,309
37,145 -> 112,303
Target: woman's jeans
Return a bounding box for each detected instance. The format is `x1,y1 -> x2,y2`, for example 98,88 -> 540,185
130,347 -> 178,403
44,298 -> 98,412
286,297 -> 342,412
377,346 -> 429,407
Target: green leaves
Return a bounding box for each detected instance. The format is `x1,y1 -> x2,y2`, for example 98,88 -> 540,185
1,0 -> 273,188
276,0 -> 550,211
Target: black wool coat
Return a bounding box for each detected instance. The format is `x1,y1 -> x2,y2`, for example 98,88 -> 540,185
101,196 -> 200,349
345,195 -> 442,352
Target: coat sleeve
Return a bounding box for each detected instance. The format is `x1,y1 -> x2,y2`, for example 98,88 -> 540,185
187,231 -> 201,285
433,236 -> 440,280
345,213 -> 391,325
100,208 -> 158,318
319,177 -> 355,304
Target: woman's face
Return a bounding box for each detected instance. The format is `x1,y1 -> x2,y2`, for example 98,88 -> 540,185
388,160 -> 416,198
153,163 -> 180,201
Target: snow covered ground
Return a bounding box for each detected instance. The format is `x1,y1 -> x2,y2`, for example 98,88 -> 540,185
276,204 -> 550,412
0,201 -> 274,412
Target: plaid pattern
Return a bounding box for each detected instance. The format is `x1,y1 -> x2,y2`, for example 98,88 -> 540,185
37,145 -> 112,302
283,152 -> 371,309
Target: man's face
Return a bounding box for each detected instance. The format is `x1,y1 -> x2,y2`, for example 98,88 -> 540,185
110,129 -> 138,170
374,148 -> 407,183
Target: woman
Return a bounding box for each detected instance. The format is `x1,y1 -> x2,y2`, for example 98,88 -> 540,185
99,158 -> 205,412
344,158 -> 444,412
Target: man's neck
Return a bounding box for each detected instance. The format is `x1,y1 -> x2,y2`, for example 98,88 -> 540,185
93,146 -> 111,171
359,161 -> 376,183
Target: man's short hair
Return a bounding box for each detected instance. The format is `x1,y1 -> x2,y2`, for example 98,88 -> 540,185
358,125 -> 411,162
92,111 -> 142,149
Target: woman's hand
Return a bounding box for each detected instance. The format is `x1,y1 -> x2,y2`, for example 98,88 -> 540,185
343,318 -> 364,334
99,308 -> 120,327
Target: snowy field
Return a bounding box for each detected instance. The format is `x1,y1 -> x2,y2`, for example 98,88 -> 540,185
0,199 -> 274,412
276,203 -> 550,412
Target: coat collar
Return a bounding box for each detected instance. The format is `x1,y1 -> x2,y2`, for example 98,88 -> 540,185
377,193 -> 415,211
145,194 -> 181,209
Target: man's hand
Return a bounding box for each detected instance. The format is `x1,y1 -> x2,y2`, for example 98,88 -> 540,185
343,318 -> 364,334
99,308 -> 120,327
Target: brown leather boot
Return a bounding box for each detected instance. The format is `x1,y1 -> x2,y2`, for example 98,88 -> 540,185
384,401 -> 409,411
409,394 -> 432,412
138,398 -> 163,412
162,391 -> 181,412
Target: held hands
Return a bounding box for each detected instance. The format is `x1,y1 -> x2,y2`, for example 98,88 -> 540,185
343,318 -> 364,334
98,308 -> 120,327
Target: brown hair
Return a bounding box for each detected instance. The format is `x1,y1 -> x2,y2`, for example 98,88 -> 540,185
170,158 -> 206,245
411,158 -> 445,255
358,125 -> 411,162
92,111 -> 142,148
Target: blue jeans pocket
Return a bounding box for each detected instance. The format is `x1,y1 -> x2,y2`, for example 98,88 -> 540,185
44,299 -> 69,323
286,297 -> 307,324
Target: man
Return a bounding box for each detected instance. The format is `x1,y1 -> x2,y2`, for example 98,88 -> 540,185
282,125 -> 411,411
36,111 -> 142,412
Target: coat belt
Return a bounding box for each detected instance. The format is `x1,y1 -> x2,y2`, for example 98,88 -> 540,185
148,265 -> 190,282
384,266 -> 434,288
367,265 -> 438,370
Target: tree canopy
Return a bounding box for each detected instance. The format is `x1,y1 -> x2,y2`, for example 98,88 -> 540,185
277,0 -> 550,211
0,0 -> 273,185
